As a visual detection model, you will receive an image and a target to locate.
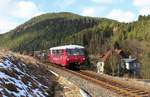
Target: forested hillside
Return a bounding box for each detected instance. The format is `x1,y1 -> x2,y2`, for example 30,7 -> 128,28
0,12 -> 100,51
0,12 -> 150,78
0,12 -> 122,54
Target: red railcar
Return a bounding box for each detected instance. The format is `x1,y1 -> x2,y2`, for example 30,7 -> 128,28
48,45 -> 87,68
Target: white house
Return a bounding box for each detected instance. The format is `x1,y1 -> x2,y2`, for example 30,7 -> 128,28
96,49 -> 125,74
96,62 -> 104,73
96,50 -> 112,74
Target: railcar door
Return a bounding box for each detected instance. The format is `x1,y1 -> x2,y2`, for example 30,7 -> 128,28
59,49 -> 64,65
51,50 -> 56,63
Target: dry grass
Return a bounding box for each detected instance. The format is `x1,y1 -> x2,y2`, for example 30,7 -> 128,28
14,53 -> 40,65
0,50 -> 7,58
58,77 -> 83,97
0,49 -> 41,66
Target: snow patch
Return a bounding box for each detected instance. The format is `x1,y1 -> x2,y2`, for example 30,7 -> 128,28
49,70 -> 59,77
80,89 -> 91,97
0,56 -> 49,97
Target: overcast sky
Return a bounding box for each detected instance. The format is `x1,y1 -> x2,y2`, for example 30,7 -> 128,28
0,0 -> 150,34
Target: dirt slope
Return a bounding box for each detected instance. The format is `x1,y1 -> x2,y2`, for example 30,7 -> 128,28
0,51 -> 58,97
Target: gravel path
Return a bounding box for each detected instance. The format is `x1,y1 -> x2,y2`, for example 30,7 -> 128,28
47,64 -> 122,97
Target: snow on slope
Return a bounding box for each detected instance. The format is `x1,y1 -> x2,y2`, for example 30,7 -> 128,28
0,52 -> 56,97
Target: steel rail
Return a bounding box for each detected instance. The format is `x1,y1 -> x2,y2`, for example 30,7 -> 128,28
46,63 -> 150,97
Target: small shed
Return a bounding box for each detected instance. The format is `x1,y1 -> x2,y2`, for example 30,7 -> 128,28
96,49 -> 130,74
121,58 -> 140,71
121,57 -> 140,77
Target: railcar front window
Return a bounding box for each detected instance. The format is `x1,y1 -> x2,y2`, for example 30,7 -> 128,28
79,49 -> 85,55
67,49 -> 79,55
67,49 -> 85,55
72,49 -> 79,55
66,49 -> 72,55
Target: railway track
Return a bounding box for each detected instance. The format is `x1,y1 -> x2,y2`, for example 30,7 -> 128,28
79,71 -> 150,97
45,63 -> 150,97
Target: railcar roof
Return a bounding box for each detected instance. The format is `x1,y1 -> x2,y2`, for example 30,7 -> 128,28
50,45 -> 84,50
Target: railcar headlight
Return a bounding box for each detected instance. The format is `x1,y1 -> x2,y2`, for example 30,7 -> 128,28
83,57 -> 86,61
66,57 -> 70,61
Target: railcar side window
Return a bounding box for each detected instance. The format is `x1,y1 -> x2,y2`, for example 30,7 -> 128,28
66,49 -> 71,55
52,50 -> 54,54
59,49 -> 63,55
56,50 -> 59,55
52,50 -> 56,54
